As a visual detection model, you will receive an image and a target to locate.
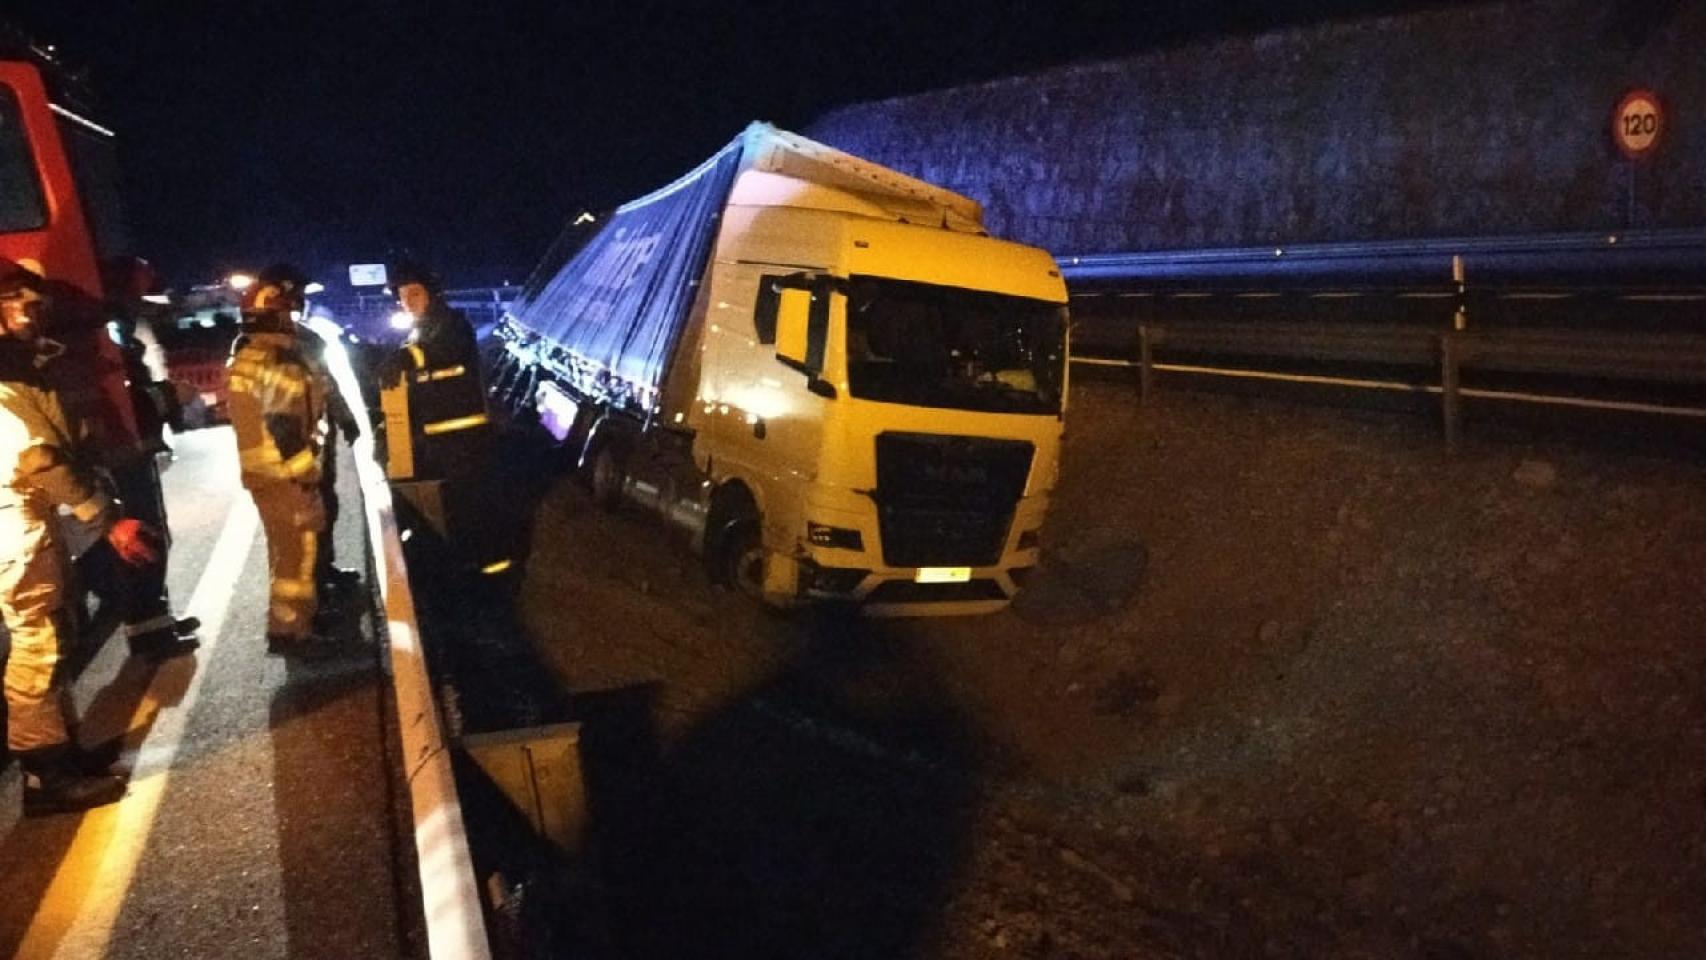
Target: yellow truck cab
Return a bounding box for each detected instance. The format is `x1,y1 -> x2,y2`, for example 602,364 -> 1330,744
501,124 -> 1069,615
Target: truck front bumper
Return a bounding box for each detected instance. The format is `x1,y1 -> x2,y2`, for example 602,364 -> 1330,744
790,491 -> 1047,617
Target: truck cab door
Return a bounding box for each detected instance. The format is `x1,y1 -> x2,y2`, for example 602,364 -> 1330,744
710,269 -> 838,547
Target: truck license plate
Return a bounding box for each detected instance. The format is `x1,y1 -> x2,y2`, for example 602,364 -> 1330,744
915,567 -> 971,584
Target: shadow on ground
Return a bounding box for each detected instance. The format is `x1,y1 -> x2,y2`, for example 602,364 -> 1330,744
0,635 -> 194,957
415,565 -> 984,958
578,619 -> 981,960
269,651 -> 405,960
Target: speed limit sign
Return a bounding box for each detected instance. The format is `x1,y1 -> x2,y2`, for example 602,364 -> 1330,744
1613,89 -> 1663,159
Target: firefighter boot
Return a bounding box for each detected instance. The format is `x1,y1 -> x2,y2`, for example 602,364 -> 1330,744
19,745 -> 127,817
128,624 -> 201,663
62,722 -> 126,775
266,632 -> 346,662
317,567 -> 363,622
71,737 -> 125,775
320,566 -> 362,594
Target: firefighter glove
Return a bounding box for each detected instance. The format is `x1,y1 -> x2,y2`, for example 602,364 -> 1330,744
107,518 -> 163,567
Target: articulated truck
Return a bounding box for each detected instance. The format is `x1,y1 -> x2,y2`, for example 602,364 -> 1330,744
497,123 -> 1069,615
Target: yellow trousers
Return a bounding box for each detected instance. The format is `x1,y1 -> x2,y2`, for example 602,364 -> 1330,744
248,482 -> 325,639
0,495 -> 76,753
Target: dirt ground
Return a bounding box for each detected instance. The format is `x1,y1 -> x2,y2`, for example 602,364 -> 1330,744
509,375 -> 1706,960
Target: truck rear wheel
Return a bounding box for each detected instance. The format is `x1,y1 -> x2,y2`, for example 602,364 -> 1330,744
589,441 -> 627,511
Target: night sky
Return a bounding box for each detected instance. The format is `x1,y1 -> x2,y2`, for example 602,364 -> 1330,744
15,1 -> 1460,290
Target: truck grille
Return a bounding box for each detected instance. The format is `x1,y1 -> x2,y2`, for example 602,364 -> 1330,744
873,432 -> 1034,568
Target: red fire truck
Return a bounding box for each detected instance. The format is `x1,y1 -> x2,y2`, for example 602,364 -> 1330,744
1,32 -> 159,460
1,30 -> 185,550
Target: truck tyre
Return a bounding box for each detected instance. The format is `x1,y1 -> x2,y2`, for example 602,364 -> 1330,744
706,488 -> 765,598
590,441 -> 627,511
719,513 -> 766,600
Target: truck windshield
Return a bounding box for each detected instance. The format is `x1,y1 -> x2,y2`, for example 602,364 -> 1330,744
845,275 -> 1066,415
0,86 -> 48,233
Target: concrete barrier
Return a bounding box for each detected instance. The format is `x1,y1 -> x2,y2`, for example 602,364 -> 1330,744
310,317 -> 493,960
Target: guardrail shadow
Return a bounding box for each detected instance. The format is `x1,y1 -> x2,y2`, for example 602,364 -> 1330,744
578,620 -> 981,960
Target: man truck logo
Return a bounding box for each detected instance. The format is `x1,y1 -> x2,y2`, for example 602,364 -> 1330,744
919,450 -> 990,487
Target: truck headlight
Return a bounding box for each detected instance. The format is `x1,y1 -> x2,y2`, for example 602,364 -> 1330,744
807,522 -> 864,551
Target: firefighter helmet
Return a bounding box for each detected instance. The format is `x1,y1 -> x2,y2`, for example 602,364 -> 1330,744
240,263 -> 309,317
0,262 -> 46,337
0,260 -> 46,303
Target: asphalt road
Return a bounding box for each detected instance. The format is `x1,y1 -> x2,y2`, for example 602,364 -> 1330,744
0,428 -> 413,960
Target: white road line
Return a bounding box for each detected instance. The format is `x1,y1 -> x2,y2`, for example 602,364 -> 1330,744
13,494 -> 260,960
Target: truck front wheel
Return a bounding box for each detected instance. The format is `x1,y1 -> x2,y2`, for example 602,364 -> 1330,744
707,498 -> 765,600
723,516 -> 766,600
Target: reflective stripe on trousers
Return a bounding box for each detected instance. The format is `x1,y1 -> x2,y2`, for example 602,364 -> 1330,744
248,482 -> 325,639
239,444 -> 322,486
0,498 -> 75,752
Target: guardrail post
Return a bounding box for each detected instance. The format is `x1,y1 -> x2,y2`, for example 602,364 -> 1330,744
1440,331 -> 1462,449
1451,254 -> 1468,332
1137,322 -> 1155,403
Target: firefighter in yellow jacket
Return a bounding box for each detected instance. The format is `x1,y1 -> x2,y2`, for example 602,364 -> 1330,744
226,264 -> 340,659
2,268 -> 155,815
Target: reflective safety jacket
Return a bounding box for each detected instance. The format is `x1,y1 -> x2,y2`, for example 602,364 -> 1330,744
384,303 -> 488,481
0,342 -> 116,526
227,330 -> 325,489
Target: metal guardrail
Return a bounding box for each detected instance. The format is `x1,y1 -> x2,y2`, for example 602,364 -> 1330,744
1062,230 -> 1706,443
1060,228 -> 1706,289
1074,320 -> 1706,446
310,317 -> 493,960
444,286 -> 522,333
